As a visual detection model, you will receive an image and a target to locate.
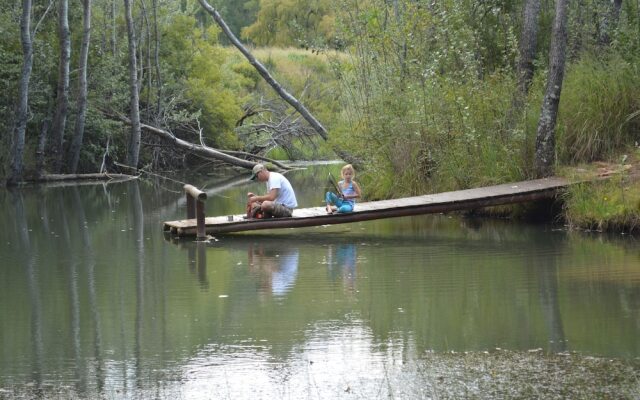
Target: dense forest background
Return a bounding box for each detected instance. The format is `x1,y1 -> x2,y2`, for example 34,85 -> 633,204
1,0 -> 639,200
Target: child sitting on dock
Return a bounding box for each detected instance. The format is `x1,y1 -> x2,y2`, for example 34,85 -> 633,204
326,164 -> 362,214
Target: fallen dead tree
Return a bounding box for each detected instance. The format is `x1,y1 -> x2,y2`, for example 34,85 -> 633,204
24,173 -> 138,186
108,107 -> 294,171
33,173 -> 135,181
197,0 -> 328,141
139,122 -> 254,168
134,120 -> 293,171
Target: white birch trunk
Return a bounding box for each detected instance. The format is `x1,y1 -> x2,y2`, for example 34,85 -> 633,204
7,0 -> 34,185
50,0 -> 71,173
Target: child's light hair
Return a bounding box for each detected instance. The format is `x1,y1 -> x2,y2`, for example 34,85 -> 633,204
341,164 -> 355,177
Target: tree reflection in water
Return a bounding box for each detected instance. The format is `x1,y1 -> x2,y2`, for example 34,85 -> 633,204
10,189 -> 44,396
1,174 -> 639,399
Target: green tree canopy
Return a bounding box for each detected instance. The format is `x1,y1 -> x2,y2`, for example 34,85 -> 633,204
241,0 -> 336,48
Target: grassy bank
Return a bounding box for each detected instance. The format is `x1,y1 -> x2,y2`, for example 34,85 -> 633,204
559,147 -> 640,233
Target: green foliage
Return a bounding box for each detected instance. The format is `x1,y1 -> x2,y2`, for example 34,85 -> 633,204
264,146 -> 288,160
207,0 -> 259,39
231,47 -> 342,158
241,0 -> 336,48
0,19 -> 20,148
331,0 -> 640,206
160,17 -> 248,149
333,1 -> 527,198
229,59 -> 261,89
1,0 -> 639,191
614,1 -> 640,59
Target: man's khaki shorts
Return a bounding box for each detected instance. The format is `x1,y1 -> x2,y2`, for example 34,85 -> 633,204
272,203 -> 293,218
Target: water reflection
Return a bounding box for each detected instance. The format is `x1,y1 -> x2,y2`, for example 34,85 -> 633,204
9,189 -> 44,396
59,190 -> 87,394
1,170 -> 640,398
536,253 -> 567,352
187,242 -> 209,289
325,244 -> 358,292
71,187 -> 105,392
248,242 -> 299,297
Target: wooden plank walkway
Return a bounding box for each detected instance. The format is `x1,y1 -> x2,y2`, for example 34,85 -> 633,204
163,177 -> 569,237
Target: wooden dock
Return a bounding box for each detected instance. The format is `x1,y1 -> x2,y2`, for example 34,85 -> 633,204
163,177 -> 570,237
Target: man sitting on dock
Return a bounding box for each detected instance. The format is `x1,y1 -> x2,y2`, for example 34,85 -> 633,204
247,164 -> 298,218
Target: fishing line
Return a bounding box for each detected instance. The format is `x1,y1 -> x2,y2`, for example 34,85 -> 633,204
113,161 -> 245,204
113,161 -> 185,194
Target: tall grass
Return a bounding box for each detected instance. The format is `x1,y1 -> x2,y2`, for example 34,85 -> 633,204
558,55 -> 640,163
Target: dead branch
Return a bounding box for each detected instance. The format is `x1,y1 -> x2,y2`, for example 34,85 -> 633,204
113,111 -> 293,171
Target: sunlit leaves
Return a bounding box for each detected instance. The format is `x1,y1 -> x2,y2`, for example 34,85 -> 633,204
161,16 -> 245,148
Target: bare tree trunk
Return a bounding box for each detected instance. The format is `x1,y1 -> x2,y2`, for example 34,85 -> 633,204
534,0 -> 570,178
50,0 -> 71,173
139,0 -> 153,118
600,0 -> 623,45
111,0 -> 117,55
68,0 -> 92,173
517,0 -> 541,97
7,0 -> 34,186
612,0 -> 623,25
197,0 -> 328,140
139,122 -> 257,169
35,106 -> 51,178
507,0 -> 541,130
124,0 -> 142,169
151,0 -> 162,119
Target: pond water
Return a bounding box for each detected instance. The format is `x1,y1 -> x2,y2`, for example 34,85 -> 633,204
1,164 -> 639,398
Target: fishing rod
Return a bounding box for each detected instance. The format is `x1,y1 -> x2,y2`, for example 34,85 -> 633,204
327,172 -> 344,197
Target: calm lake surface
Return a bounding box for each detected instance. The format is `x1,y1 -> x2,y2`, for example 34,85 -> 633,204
1,164 -> 639,398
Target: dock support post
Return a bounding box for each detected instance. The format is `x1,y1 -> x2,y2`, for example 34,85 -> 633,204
184,184 -> 208,240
